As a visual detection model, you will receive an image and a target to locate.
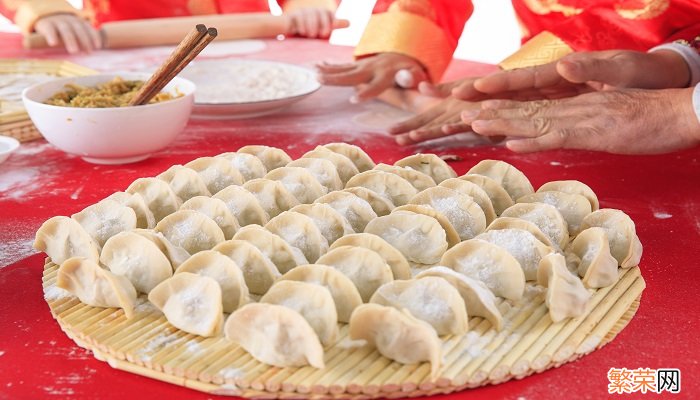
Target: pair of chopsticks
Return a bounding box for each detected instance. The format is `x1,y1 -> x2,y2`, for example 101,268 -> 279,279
129,24 -> 217,106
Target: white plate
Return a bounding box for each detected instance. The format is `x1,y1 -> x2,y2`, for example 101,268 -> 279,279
0,135 -> 20,164
179,59 -> 321,120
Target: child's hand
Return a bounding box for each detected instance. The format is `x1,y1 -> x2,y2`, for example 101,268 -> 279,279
34,14 -> 101,54
288,7 -> 335,39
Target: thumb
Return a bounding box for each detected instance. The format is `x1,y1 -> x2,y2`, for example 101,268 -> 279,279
556,54 -> 630,87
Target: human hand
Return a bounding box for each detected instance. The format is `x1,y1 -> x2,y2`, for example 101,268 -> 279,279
388,96 -> 480,145
288,7 -> 335,39
34,14 -> 101,54
461,87 -> 700,154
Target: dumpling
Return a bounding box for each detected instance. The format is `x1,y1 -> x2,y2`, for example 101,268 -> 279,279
287,158 -> 344,192
216,152 -> 267,181
475,229 -> 552,281
105,191 -> 156,229
212,239 -> 280,295
409,186 -> 486,241
233,225 -> 307,273
237,145 -> 292,171
57,257 -> 137,318
180,196 -> 239,239
373,163 -> 436,192
265,211 -> 329,263
71,199 -> 137,248
302,146 -> 359,185
439,178 -> 497,225
100,231 -> 173,293
184,156 -> 245,194
260,280 -> 338,346
212,185 -> 269,226
131,228 -> 190,269
440,239 -> 525,301
342,186 -> 395,216
364,211 -> 448,265
370,277 -> 469,335
467,159 -> 534,202
459,174 -> 514,215
278,264 -> 363,323
580,209 -> 642,268
323,142 -> 375,172
290,203 -> 354,245
538,180 -> 599,211
486,217 -> 555,248
316,245 -> 393,302
567,227 -> 618,288
263,167 -> 326,204
517,191 -> 592,236
330,233 -> 412,280
126,177 -> 182,222
500,202 -> 569,249
148,272 -> 224,337
225,303 -> 325,368
394,153 -> 457,184
34,216 -> 100,264
537,253 -> 590,323
157,165 -> 212,201
154,210 -> 225,254
243,178 -> 301,217
175,250 -> 248,313
345,170 -> 417,206
349,304 -> 441,378
315,191 -> 377,233
416,266 -> 503,331
393,204 -> 461,249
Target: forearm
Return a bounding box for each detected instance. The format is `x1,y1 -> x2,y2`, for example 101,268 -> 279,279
8,0 -> 79,33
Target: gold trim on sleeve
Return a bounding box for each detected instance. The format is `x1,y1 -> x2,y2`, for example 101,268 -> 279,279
498,31 -> 573,70
13,0 -> 79,33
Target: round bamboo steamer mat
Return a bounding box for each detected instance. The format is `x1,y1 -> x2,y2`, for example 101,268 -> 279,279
42,257 -> 645,398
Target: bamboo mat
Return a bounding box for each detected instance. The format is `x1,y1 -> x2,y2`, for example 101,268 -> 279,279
42,258 -> 645,398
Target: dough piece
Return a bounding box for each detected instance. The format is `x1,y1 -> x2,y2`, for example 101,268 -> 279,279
225,303 -> 325,368
373,163 -> 436,192
260,280 -> 338,346
316,246 -> 393,302
538,180 -> 599,211
459,174 -> 514,215
216,152 -> 267,181
475,229 -> 552,281
100,231 -> 173,294
349,304 -> 441,378
71,199 -> 137,248
175,250 -> 249,313
265,211 -> 329,263
180,196 -> 240,240
126,177 -> 182,222
57,257 -> 137,318
501,202 -> 570,249
330,233 -> 412,280
213,239 -> 280,295
315,191 -> 377,233
394,153 -> 457,184
237,145 -> 292,171
467,160 -> 534,202
155,210 -> 225,254
323,142 -> 375,172
393,204 -> 460,249
342,186 -> 395,216
537,253 -> 590,323
568,227 -> 619,288
517,191 -> 592,236
131,228 -> 190,270
278,264 -> 363,323
149,272 -> 224,337
439,178 -> 497,225
410,186 -> 486,241
233,225 -> 307,273
287,158 -> 344,192
302,146 -> 360,185
345,170 -> 418,206
263,167 -> 325,204
212,185 -> 269,226
157,165 -> 212,201
370,277 -> 469,335
580,209 -> 643,268
486,217 -> 554,248
34,216 -> 100,264
184,156 -> 245,194
416,266 -> 503,331
105,191 -> 156,229
242,178 -> 300,218
440,239 -> 525,301
290,203 -> 354,245
364,211 -> 448,265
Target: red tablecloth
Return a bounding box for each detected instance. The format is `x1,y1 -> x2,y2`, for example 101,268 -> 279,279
1,32 -> 698,400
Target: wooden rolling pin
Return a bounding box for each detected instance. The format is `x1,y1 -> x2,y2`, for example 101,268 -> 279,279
23,13 -> 349,49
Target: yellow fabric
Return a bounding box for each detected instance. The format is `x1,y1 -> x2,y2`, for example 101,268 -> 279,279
498,31 -> 573,70
354,10 -> 453,82
282,0 -> 337,13
13,0 -> 79,33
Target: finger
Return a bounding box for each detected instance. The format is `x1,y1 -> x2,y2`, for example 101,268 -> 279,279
506,131 -> 572,153
318,10 -> 332,38
305,11 -> 319,38
83,20 -> 102,49
316,61 -> 356,72
395,133 -> 418,146
408,126 -> 453,143
471,116 -> 563,138
318,68 -> 369,86
451,78 -> 484,100
354,73 -> 392,101
556,54 -> 631,87
34,21 -> 60,47
73,20 -> 95,52
295,14 -> 307,37
441,122 -> 471,135
388,107 -> 442,135
418,81 -> 449,98
55,21 -> 80,53
473,63 -> 564,95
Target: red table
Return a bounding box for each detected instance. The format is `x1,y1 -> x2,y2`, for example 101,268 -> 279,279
1,32 -> 698,400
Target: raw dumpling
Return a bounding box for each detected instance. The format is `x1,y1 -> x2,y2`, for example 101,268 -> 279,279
568,227 -> 619,288
184,156 -> 245,194
486,217 -> 555,248
243,178 -> 301,217
467,159 -> 534,202
155,210 -> 225,254
580,209 -> 642,268
537,253 -> 590,323
345,170 -> 417,206
233,225 -> 307,273
538,180 -> 599,211
57,256 -> 136,318
316,245 -> 393,302
126,177 -> 182,222
131,228 -> 190,269
225,303 -> 325,368
263,167 -> 326,204
393,204 -> 461,249
212,185 -> 269,226
237,145 -> 292,171
394,153 -> 457,184
287,157 -> 344,192
373,163 -> 436,192
409,186 -> 486,241
475,229 -> 552,281
364,211 -> 448,265
213,239 -> 280,295
370,277 -> 469,335
323,142 -> 375,172
342,186 -> 395,216
216,152 -> 267,181
175,250 -> 248,313
71,199 -> 137,248
148,272 -> 224,337
440,178 -> 497,225
180,196 -> 240,239
302,146 -> 359,185
315,191 -> 377,233
459,174 -> 514,215
260,280 -> 338,346
157,165 -> 212,201
265,211 -> 329,263
34,216 -> 100,264
330,233 -> 412,280
500,202 -> 569,249
290,203 -> 354,245
278,264 -> 363,322
105,191 -> 156,229
517,191 -> 592,236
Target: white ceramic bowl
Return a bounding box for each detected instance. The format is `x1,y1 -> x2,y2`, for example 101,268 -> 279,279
0,135 -> 20,164
22,73 -> 195,164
